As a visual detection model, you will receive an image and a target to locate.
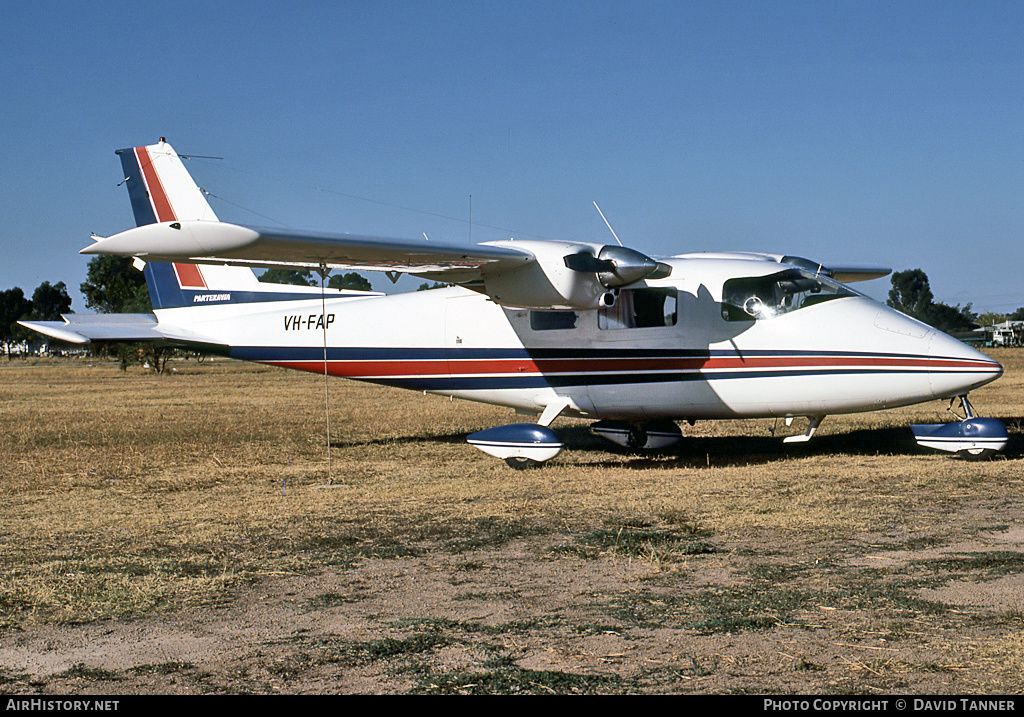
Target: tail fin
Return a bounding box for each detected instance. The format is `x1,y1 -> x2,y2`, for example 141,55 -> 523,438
116,139 -> 218,226
117,139 -> 241,310
114,139 -> 379,310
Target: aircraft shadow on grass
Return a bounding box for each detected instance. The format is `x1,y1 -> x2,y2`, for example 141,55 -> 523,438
329,416 -> 1023,468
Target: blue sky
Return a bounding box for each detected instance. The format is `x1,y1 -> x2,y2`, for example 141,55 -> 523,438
2,1 -> 1022,311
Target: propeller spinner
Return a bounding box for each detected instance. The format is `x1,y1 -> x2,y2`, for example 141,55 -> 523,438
564,245 -> 672,288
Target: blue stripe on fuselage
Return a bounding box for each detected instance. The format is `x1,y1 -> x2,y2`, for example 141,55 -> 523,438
225,345 -> 951,392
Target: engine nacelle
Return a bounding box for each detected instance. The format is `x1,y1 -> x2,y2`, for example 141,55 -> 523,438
481,239 -> 671,309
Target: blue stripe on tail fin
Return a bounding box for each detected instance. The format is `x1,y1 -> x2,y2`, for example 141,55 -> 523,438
116,147 -> 159,226
143,263 -> 189,309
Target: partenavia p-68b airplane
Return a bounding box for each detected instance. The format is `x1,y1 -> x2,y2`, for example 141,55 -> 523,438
22,139 -> 1008,466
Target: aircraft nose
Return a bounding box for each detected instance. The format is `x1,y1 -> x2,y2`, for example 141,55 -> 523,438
927,330 -> 1003,399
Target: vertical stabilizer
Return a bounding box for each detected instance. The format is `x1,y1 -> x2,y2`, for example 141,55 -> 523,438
116,139 -> 218,226
116,140 -> 239,309
110,139 -> 379,310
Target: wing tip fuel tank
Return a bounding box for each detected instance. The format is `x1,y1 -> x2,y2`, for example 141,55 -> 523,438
81,221 -> 261,260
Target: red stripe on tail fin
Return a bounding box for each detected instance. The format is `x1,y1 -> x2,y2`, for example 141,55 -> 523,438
172,263 -> 207,289
134,146 -> 178,223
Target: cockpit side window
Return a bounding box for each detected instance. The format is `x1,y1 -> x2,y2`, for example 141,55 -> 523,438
721,269 -> 855,321
530,310 -> 578,330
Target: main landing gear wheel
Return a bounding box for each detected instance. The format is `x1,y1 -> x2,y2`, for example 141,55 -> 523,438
957,447 -> 996,461
504,456 -> 542,470
626,425 -> 648,450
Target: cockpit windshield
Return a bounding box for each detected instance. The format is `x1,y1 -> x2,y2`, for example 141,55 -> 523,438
721,268 -> 857,321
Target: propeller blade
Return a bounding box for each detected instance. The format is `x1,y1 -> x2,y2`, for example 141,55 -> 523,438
563,252 -> 615,273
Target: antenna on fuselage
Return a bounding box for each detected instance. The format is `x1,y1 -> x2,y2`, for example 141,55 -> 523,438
593,202 -> 623,246
317,263 -> 333,484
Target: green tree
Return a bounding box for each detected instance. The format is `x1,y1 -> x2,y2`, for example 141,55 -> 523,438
887,268 -> 977,333
81,256 -> 151,313
79,256 -> 173,370
924,301 -> 977,334
0,287 -> 32,358
257,268 -> 315,286
30,281 -> 73,320
976,311 -> 1007,327
328,272 -> 373,291
887,268 -> 934,320
258,269 -> 373,291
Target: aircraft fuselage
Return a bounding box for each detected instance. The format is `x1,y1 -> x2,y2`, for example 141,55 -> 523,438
152,256 -> 1002,424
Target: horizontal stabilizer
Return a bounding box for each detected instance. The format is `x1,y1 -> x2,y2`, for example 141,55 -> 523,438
19,314 -> 223,349
19,314 -> 161,344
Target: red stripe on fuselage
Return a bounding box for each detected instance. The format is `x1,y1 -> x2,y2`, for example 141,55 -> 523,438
256,353 -> 998,380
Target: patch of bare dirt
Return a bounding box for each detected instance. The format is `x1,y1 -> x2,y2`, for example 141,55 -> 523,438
3,522 -> 1023,694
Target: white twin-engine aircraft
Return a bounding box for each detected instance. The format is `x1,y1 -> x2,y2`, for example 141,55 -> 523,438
23,140 -> 1008,467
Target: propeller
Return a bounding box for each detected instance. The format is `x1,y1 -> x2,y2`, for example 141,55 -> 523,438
564,246 -> 672,288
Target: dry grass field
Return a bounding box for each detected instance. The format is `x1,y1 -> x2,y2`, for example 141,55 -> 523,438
1,350 -> 1023,694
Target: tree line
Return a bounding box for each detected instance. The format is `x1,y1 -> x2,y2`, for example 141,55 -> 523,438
0,281 -> 73,357
886,268 -> 1024,334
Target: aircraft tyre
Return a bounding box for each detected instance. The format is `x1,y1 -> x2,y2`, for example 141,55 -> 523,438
626,425 -> 648,450
505,456 -> 542,470
957,447 -> 997,461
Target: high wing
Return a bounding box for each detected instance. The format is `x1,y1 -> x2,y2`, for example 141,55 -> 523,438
81,220 -> 676,309
82,221 -> 535,285
826,266 -> 892,283
684,252 -> 890,285
83,220 -> 887,310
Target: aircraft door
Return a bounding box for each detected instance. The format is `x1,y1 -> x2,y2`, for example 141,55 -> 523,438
587,287 -> 688,417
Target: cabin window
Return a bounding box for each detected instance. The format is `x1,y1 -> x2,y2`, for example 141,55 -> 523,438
530,310 -> 578,331
721,268 -> 856,322
598,288 -> 677,330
